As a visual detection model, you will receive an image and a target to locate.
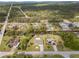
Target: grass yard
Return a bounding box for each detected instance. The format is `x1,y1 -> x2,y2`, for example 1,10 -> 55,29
32,54 -> 64,58
70,54 -> 79,58
0,36 -> 12,51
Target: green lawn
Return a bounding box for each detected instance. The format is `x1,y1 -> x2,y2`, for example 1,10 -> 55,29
0,36 -> 11,51
33,4 -> 48,6
70,54 -> 79,58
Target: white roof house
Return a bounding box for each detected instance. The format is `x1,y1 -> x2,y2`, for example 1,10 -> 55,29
34,38 -> 43,45
59,22 -> 71,30
46,23 -> 54,31
72,22 -> 79,27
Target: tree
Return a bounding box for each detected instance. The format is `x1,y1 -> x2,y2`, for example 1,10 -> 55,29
59,32 -> 79,50
18,34 -> 32,50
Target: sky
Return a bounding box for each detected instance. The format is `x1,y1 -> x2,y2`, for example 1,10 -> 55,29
0,0 -> 78,2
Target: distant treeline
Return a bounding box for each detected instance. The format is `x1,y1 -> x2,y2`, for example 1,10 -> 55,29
19,2 -> 79,19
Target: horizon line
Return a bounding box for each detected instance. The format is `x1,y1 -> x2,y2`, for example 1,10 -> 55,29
0,0 -> 79,2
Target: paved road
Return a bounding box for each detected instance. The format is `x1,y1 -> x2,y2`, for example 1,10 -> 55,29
0,4 -> 13,45
17,51 -> 79,58
1,51 -> 79,58
0,52 -> 10,57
